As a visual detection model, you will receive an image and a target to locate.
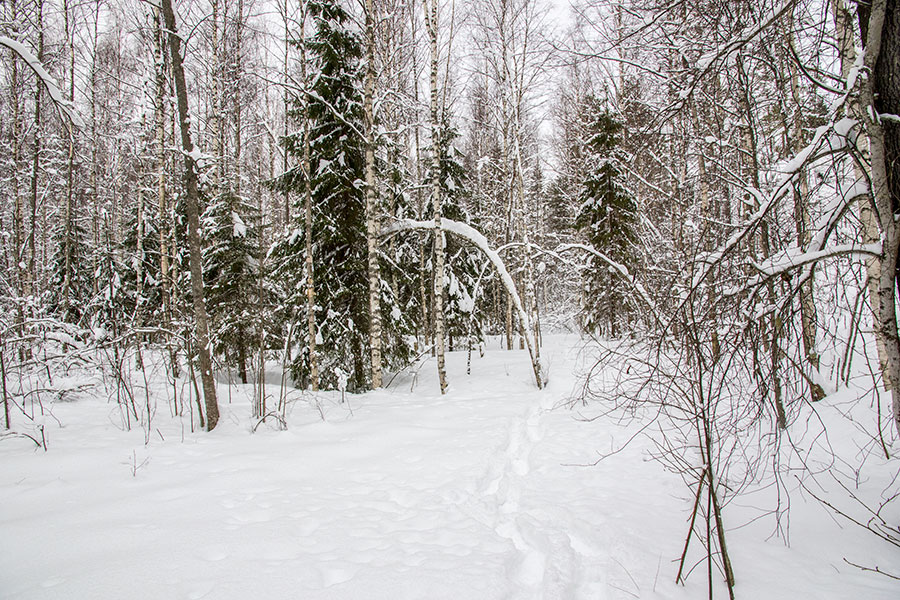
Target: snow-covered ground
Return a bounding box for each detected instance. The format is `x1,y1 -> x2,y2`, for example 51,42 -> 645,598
1,335 -> 898,599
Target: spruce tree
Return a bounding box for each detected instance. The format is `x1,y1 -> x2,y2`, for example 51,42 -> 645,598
48,208 -> 92,326
271,0 -> 413,392
574,97 -> 638,337
203,189 -> 260,383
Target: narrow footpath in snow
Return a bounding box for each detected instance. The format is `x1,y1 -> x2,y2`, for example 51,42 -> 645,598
1,335 -> 897,599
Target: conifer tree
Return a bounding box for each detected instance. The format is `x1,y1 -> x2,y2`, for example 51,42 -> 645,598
48,208 -> 92,325
574,98 -> 638,337
203,189 -> 260,383
271,0 -> 413,392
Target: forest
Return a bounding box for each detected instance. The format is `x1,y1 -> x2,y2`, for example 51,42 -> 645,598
1,0 -> 899,598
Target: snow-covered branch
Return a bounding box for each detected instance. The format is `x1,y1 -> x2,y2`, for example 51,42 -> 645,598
752,244 -> 882,277
1,36 -> 84,128
690,117 -> 857,293
383,218 -> 544,388
555,243 -> 661,326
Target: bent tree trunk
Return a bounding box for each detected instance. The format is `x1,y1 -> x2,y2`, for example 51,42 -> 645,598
161,0 -> 220,430
385,218 -> 544,389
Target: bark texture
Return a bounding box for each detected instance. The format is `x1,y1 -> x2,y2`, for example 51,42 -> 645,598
365,0 -> 383,388
425,0 -> 447,394
860,0 -> 900,436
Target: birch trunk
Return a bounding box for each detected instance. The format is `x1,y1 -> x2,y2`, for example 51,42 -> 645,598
62,0 -> 76,321
282,0 -> 291,227
211,0 -> 222,188
154,7 -> 171,327
410,3 -> 429,351
364,0 -> 383,388
859,0 -> 900,436
161,0 -> 220,431
425,0 -> 447,393
300,2 -> 319,391
89,1 -> 100,300
833,0 -> 890,381
9,0 -> 25,347
27,0 -> 43,301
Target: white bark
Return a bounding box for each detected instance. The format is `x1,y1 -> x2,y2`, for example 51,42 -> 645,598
424,0 -> 447,394
365,0 -> 383,389
386,218 -> 544,388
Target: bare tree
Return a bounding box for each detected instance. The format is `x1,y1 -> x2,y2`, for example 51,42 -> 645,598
364,0 -> 383,388
160,0 -> 219,431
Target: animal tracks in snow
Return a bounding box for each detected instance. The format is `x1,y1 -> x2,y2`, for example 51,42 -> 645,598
472,392 -> 602,600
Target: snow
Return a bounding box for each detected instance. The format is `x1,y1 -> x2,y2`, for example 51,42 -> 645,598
1,336 -> 898,600
753,243 -> 882,276
0,36 -> 84,128
231,211 -> 247,238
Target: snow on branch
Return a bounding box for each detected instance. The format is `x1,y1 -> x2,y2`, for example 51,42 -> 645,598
752,244 -> 882,277
690,117 -> 856,293
554,243 -> 661,325
1,36 -> 84,129
678,0 -> 796,104
383,218 -> 544,388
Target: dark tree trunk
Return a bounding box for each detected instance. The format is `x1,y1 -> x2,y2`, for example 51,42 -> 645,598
160,0 -> 220,431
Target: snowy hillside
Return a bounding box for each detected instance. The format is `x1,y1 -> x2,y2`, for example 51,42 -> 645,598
2,336 -> 897,599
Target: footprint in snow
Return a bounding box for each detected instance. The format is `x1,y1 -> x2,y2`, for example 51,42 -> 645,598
318,563 -> 357,588
198,545 -> 229,562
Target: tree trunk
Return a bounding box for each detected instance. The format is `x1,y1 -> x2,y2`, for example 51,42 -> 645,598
9,0 -> 25,352
211,0 -> 222,188
300,2 -> 319,391
153,6 -> 172,338
27,0 -> 44,302
737,54 -> 786,429
860,0 -> 900,436
62,0 -> 76,322
282,0 -> 291,227
425,0 -> 447,394
786,27 -> 824,401
161,0 -> 220,431
365,0 -> 383,388
835,0 -> 891,382
89,0 -> 101,301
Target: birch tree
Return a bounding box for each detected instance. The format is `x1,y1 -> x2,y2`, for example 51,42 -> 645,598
424,0 -> 447,393
364,0 -> 383,388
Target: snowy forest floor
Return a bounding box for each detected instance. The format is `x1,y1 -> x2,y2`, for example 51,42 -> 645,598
1,335 -> 899,599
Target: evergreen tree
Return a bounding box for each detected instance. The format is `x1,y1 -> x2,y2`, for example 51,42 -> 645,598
47,208 -> 92,325
119,206 -> 164,325
203,189 -> 260,383
271,0 -> 412,392
574,97 -> 638,337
